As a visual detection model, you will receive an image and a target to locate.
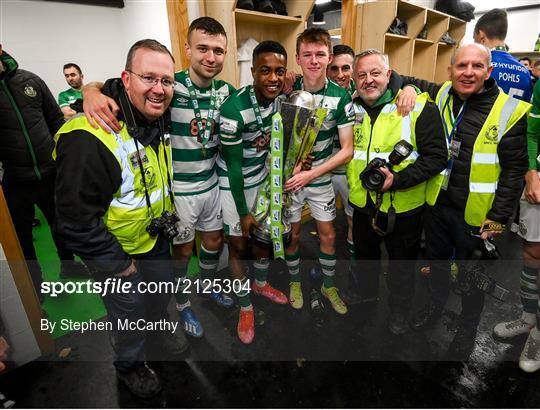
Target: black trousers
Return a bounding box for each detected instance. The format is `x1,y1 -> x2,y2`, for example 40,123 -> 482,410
2,173 -> 73,291
94,237 -> 174,371
352,209 -> 424,311
425,203 -> 485,326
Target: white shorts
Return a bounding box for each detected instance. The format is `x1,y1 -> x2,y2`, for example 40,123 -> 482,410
287,183 -> 336,224
221,184 -> 261,237
518,194 -> 540,243
172,185 -> 222,244
332,173 -> 353,218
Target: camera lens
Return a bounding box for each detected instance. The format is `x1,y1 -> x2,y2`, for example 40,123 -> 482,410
364,170 -> 385,191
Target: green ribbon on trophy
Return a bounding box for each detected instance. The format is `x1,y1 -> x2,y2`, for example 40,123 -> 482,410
269,112 -> 285,259
249,90 -> 328,259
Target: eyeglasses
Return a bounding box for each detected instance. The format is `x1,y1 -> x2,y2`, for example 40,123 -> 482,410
127,70 -> 175,88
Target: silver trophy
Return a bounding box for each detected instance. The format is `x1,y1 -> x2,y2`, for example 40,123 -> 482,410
250,91 -> 327,246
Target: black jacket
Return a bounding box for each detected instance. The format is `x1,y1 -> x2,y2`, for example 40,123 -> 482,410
0,50 -> 64,182
351,72 -> 448,215
402,76 -> 528,224
54,79 -> 172,275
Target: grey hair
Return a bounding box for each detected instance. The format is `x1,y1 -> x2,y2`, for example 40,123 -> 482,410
450,43 -> 492,66
353,49 -> 390,70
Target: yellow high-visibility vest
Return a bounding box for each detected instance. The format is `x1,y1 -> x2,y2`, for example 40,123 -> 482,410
347,92 -> 430,213
54,115 -> 173,254
427,81 -> 531,226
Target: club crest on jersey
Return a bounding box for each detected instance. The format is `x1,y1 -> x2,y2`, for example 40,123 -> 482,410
24,85 -> 37,97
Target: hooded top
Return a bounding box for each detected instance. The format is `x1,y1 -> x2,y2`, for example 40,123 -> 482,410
0,49 -> 64,182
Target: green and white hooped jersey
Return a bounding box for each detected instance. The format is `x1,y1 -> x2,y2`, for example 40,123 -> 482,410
170,70 -> 235,196
332,80 -> 355,175
217,86 -> 284,190
293,78 -> 354,185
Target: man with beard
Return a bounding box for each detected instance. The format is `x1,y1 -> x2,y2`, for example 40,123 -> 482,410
58,63 -> 84,119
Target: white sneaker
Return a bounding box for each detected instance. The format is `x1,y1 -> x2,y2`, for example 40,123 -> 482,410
493,318 -> 534,339
519,330 -> 540,373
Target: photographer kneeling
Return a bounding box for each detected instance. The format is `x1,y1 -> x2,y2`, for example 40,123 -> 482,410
346,49 -> 447,335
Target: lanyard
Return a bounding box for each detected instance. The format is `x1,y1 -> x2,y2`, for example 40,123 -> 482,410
300,77 -> 328,108
185,70 -> 216,148
440,96 -> 467,191
442,96 -> 467,144
248,85 -> 267,136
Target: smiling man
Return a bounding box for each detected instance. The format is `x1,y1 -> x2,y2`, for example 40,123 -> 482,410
218,41 -> 289,344
401,44 -> 530,358
347,49 -> 446,334
54,39 -> 187,398
284,28 -> 354,315
327,44 -> 355,92
166,17 -> 236,339
81,18 -> 236,340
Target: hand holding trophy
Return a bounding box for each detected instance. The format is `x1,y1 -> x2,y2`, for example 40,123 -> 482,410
250,91 -> 327,258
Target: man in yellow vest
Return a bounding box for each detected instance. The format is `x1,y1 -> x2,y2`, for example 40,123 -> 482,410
347,49 -> 447,335
403,44 -> 530,358
53,39 -> 188,398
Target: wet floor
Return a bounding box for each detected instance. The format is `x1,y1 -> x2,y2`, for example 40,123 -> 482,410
1,211 -> 539,407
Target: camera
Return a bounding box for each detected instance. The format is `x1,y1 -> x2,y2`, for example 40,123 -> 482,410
146,211 -> 180,241
359,140 -> 413,192
451,235 -> 509,302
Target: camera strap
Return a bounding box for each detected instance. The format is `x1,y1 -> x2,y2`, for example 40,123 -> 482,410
371,192 -> 396,236
118,89 -> 174,219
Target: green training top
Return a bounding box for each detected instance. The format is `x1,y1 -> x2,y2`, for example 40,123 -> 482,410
528,80 -> 540,171
58,88 -> 82,108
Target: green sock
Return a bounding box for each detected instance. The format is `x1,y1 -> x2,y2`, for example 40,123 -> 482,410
320,251 -> 336,288
254,258 -> 269,287
235,277 -> 252,309
521,266 -> 539,317
199,245 -> 220,281
174,260 -> 190,306
347,239 -> 356,269
286,250 -> 301,283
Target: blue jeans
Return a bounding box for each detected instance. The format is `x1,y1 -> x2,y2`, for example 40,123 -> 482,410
94,237 -> 174,371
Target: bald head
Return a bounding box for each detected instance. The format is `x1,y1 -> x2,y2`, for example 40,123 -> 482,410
448,43 -> 493,100
451,44 -> 492,66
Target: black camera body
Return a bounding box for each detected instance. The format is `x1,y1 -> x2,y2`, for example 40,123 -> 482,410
146,211 -> 180,241
359,140 -> 413,192
452,237 -> 509,302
